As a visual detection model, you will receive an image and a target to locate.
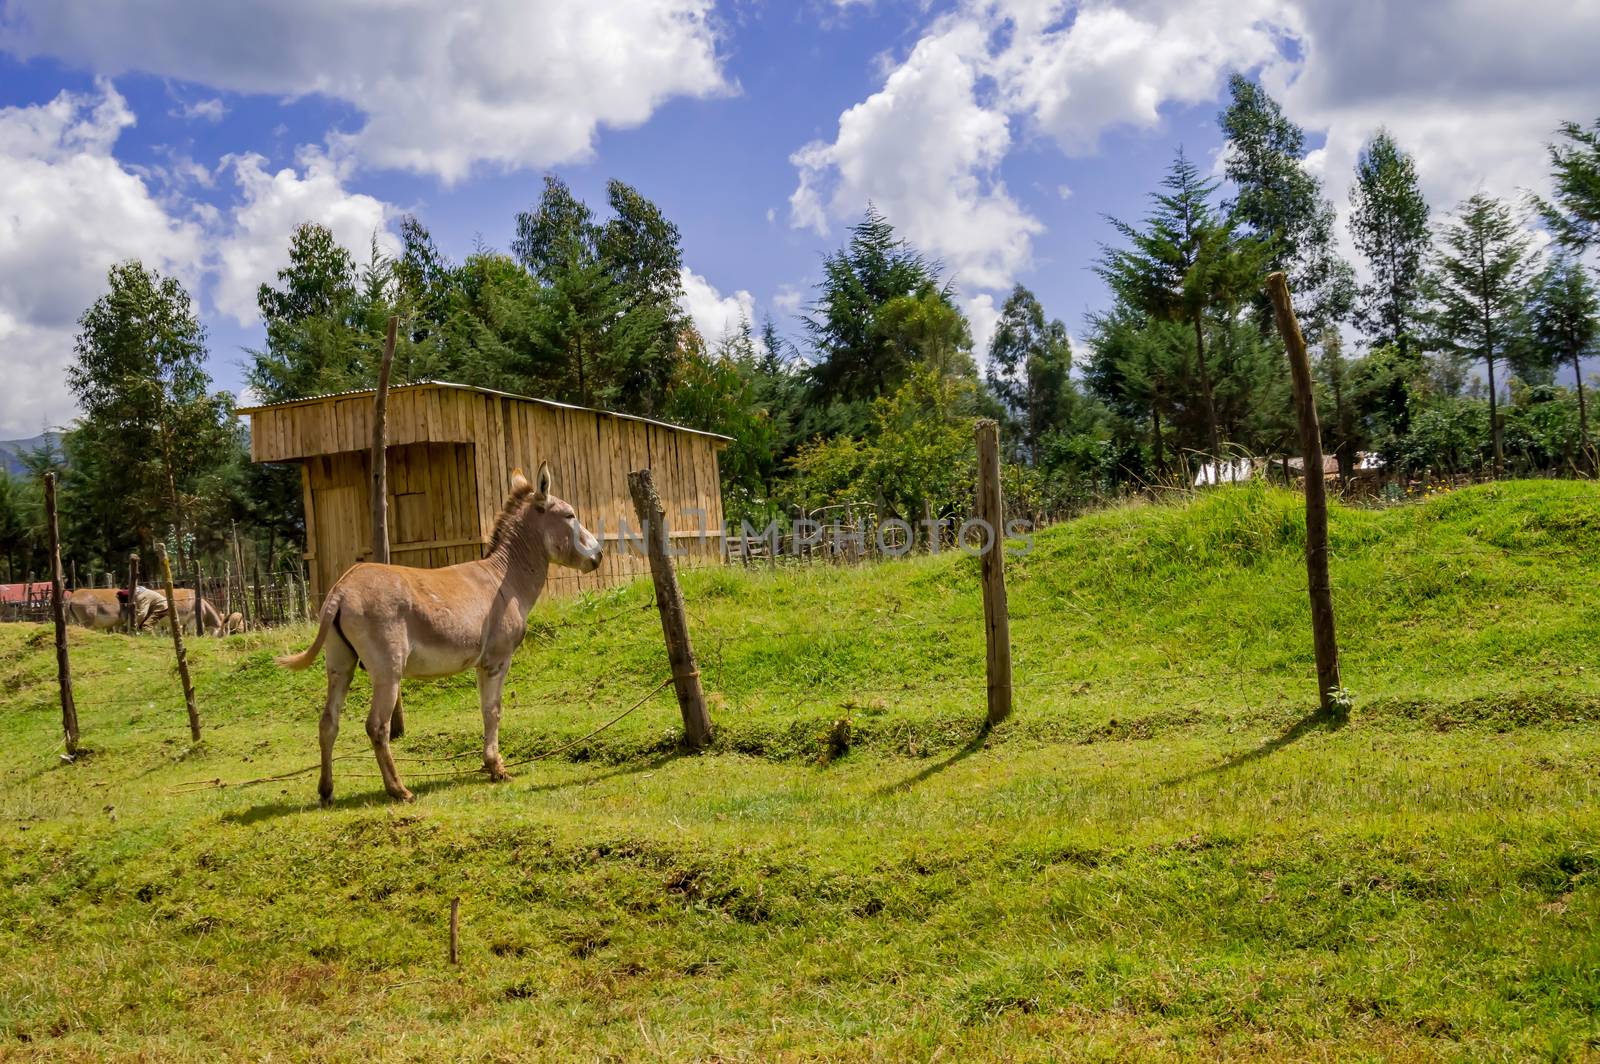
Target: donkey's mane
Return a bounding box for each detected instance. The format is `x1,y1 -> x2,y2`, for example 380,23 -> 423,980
486,480 -> 538,554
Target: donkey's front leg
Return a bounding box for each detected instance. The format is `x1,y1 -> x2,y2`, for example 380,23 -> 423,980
477,659 -> 511,781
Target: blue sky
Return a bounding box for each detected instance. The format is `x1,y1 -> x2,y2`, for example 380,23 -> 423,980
0,0 -> 1596,438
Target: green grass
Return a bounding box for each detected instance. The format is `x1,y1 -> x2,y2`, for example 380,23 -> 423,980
2,480 -> 1599,1060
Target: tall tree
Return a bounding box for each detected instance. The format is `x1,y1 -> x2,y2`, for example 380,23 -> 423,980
1349,131 -> 1432,356
68,261 -> 235,571
987,285 -> 1073,464
804,206 -> 944,406
1219,75 -> 1355,330
1098,150 -> 1265,465
1428,193 -> 1537,475
249,222 -> 363,404
1529,256 -> 1598,467
1537,118 -> 1600,253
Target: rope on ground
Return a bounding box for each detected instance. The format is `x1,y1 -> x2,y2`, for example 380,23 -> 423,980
171,675 -> 673,793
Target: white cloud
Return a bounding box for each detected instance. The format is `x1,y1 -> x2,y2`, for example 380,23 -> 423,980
964,292 -> 1002,366
1,0 -> 728,182
989,0 -> 1295,154
0,80 -> 203,437
1272,1 -> 1600,227
772,284 -> 805,317
212,147 -> 399,324
679,267 -> 755,346
171,96 -> 226,123
789,19 -> 1041,292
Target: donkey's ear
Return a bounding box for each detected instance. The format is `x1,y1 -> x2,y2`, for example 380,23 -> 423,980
509,467 -> 530,494
534,461 -> 552,504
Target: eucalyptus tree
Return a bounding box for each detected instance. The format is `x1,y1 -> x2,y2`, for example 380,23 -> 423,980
1529,256 -> 1599,467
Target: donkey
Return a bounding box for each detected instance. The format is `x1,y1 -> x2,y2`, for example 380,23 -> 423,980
277,464 -> 603,804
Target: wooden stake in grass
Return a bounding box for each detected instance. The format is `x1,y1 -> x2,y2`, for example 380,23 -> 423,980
449,897 -> 460,965
125,552 -> 139,635
1266,272 -> 1343,717
974,419 -> 1013,728
156,543 -> 201,742
44,473 -> 78,757
192,560 -> 206,637
628,467 -> 713,749
371,314 -> 398,566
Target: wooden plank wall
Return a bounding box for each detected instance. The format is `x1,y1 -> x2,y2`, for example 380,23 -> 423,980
492,395 -> 725,598
275,384 -> 726,603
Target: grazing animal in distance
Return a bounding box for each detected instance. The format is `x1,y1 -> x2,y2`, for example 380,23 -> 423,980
141,588 -> 227,633
277,463 -> 603,805
65,587 -> 131,630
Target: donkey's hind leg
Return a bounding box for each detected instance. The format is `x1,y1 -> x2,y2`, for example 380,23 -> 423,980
318,636 -> 358,807
366,672 -> 412,802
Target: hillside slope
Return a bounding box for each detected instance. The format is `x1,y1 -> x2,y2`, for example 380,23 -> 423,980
2,482 -> 1598,1059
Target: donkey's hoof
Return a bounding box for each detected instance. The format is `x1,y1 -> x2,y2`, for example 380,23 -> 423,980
319,794 -> 334,809
390,788 -> 415,803
487,764 -> 509,782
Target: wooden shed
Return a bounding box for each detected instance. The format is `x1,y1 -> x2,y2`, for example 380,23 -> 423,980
237,381 -> 728,602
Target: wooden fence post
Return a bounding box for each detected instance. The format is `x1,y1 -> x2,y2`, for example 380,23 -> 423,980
449,897 -> 461,965
974,419 -> 1013,728
1266,272 -> 1343,716
628,468 -> 713,749
125,553 -> 139,635
372,314 -> 397,565
192,560 -> 206,636
45,474 -> 78,757
231,522 -> 253,631
156,544 -> 201,741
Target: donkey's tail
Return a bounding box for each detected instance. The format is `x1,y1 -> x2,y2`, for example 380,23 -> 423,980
276,591 -> 341,671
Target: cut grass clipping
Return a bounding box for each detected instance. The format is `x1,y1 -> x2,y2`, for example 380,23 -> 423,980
2,481 -> 1598,1059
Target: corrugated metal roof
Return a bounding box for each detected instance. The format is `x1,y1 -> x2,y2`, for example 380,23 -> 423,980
236,379 -> 732,443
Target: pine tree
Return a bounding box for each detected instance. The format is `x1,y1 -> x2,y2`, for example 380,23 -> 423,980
1537,118 -> 1600,253
1219,75 -> 1354,330
1098,150 -> 1266,465
1529,256 -> 1598,467
1350,131 -> 1431,356
804,205 -> 943,406
1428,193 -> 1537,475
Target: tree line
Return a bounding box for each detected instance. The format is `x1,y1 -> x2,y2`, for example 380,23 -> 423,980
2,80 -> 1597,582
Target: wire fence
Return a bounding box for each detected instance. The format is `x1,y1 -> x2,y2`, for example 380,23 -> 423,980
9,511 -> 1597,785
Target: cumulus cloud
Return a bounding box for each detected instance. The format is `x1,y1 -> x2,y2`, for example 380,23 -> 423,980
212,148 -> 399,324
1,0 -> 728,182
679,267 -> 755,346
789,20 -> 1041,292
1272,0 -> 1600,226
793,0 -> 1598,334
0,80 -> 203,436
989,0 -> 1295,153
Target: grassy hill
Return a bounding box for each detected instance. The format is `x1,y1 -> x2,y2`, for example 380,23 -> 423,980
2,481 -> 1598,1060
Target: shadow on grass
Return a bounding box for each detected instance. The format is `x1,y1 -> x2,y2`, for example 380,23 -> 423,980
521,749 -> 684,793
872,727 -> 993,797
221,750 -> 685,824
1162,708 -> 1347,786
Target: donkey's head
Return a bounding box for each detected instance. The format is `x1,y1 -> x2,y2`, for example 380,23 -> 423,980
496,463 -> 603,573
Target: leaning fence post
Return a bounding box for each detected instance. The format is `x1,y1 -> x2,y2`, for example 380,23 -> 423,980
974,419 -> 1014,728
628,468 -> 713,749
1266,272 -> 1343,716
125,553 -> 139,634
45,474 -> 79,757
156,543 -> 202,742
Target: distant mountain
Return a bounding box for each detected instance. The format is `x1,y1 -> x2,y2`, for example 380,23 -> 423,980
0,433 -> 61,477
